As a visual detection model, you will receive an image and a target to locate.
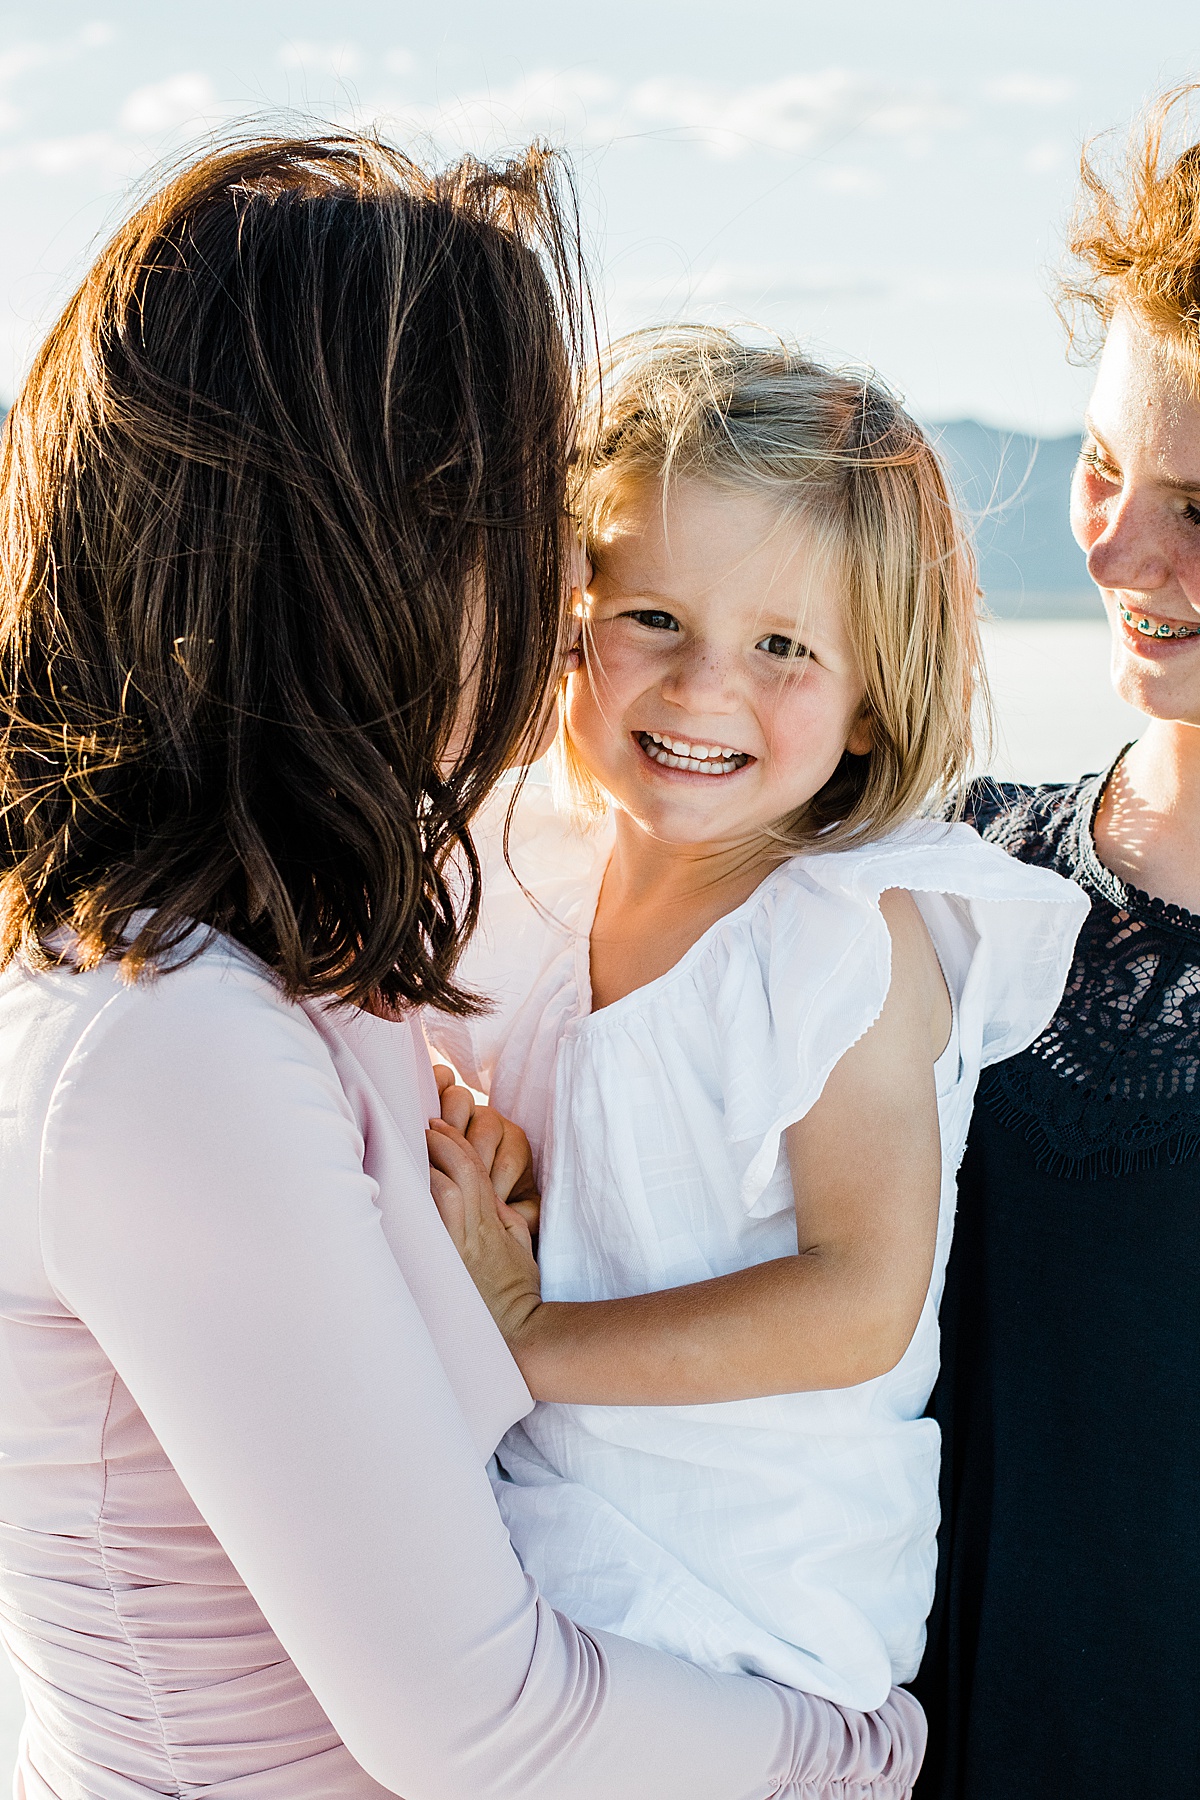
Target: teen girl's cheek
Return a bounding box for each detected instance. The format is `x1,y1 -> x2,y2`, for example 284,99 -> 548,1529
1070,461 -> 1113,554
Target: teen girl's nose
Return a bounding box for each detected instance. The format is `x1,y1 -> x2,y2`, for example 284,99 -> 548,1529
1075,475 -> 1173,598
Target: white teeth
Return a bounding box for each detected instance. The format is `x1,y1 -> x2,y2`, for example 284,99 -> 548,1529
644,730 -> 742,762
637,730 -> 748,775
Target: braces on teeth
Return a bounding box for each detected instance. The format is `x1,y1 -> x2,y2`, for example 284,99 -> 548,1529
1119,604 -> 1200,640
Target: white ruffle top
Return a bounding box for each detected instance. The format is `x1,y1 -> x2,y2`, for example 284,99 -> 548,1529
428,785 -> 1088,1710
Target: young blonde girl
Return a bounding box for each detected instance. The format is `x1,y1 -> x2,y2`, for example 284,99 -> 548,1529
426,327 -> 1087,1716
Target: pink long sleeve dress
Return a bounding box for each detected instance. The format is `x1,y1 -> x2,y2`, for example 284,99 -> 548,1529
0,930 -> 923,1800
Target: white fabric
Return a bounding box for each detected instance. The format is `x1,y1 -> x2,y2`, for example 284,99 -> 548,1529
428,785 -> 1089,1711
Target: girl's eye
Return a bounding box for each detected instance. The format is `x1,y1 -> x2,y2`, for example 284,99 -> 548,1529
757,633 -> 809,662
1081,444 -> 1200,526
627,609 -> 680,632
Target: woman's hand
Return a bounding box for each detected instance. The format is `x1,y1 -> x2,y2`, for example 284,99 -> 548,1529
432,1066 -> 540,1235
426,1117 -> 542,1351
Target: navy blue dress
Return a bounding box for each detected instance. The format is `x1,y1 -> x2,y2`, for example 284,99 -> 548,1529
913,768 -> 1200,1799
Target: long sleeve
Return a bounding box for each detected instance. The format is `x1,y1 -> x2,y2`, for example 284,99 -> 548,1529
36,957 -> 920,1800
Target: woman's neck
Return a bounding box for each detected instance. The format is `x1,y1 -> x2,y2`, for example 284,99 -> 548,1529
1093,719 -> 1200,914
588,816 -> 783,1012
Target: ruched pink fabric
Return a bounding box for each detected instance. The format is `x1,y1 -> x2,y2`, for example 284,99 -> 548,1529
0,933 -> 924,1799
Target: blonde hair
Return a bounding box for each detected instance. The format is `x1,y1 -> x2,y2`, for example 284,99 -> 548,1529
1063,85 -> 1200,381
557,325 -> 987,851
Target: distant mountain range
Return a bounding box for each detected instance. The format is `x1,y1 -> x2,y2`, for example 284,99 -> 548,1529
0,406 -> 1095,618
931,420 -> 1097,619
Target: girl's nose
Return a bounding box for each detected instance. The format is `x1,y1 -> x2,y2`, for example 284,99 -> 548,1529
659,643 -> 739,712
1083,489 -> 1173,595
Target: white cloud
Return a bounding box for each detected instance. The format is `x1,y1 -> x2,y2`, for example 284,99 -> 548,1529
0,129 -> 131,179
610,262 -> 890,315
814,164 -> 882,195
1023,139 -> 1071,174
119,72 -> 221,137
371,65 -> 965,163
0,43 -> 58,86
279,40 -> 362,77
379,67 -> 618,144
0,22 -> 116,133
384,48 -> 415,76
0,67 -> 228,181
985,74 -> 1075,108
624,70 -> 963,158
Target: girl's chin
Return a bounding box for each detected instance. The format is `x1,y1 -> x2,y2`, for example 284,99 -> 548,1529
1114,681 -> 1200,727
620,789 -> 788,852
1110,655 -> 1200,722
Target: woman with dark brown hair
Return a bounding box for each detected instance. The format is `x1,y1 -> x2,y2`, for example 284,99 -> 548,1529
0,134 -> 921,1799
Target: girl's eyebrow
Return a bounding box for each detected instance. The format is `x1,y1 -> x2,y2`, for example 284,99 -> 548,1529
600,587 -> 678,605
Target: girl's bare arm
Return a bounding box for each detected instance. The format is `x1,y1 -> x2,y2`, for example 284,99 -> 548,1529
428,890 -> 947,1404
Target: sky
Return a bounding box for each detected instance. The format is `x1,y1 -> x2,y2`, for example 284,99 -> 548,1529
3,1 -> 1200,433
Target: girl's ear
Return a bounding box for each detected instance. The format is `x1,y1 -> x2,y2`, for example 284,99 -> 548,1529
846,709 -> 874,758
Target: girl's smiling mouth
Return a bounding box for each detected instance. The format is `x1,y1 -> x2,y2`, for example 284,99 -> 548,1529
1117,603 -> 1200,652
635,730 -> 753,776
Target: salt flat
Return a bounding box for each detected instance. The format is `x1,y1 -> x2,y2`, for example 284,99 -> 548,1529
981,618 -> 1145,787
0,620 -> 1149,1787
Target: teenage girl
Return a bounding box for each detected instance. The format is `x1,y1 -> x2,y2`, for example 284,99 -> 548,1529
425,328 -> 1088,1715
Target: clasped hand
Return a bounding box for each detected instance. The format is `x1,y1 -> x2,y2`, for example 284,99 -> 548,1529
427,1069 -> 543,1350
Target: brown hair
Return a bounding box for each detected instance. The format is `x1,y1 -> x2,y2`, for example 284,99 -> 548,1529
1064,84 -> 1200,376
558,326 -> 985,849
0,131 -> 587,1011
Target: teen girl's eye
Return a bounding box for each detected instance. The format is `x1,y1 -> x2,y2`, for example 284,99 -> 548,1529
756,633 -> 810,662
1081,441 -> 1200,527
1079,442 -> 1121,486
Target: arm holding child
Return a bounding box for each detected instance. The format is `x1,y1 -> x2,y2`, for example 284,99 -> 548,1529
428,888 -> 947,1405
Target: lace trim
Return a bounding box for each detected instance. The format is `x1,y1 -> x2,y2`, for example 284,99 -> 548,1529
965,752 -> 1200,1180
979,1068 -> 1200,1180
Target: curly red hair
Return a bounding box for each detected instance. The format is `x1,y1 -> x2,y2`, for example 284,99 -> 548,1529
1064,85 -> 1200,373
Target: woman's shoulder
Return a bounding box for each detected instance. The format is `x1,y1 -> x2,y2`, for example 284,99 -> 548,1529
1,931 -> 331,1127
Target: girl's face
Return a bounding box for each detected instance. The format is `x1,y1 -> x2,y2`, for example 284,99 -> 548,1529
566,478 -> 871,851
1072,308 -> 1200,727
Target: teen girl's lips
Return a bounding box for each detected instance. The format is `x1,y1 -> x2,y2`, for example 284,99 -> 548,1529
634,729 -> 752,776
1118,602 -> 1200,648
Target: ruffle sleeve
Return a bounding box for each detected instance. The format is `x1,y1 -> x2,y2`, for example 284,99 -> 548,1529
699,822 -> 1089,1217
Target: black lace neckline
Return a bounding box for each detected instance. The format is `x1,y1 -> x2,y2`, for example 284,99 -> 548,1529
965,754 -> 1200,1180
1072,749 -> 1200,942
